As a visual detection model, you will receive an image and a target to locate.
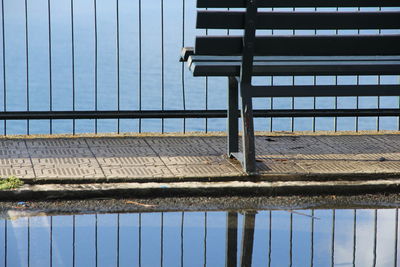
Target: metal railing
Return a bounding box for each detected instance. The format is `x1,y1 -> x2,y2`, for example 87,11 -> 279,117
0,1 -> 399,135
1,209 -> 399,266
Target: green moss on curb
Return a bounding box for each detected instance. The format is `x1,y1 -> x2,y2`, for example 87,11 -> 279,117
0,176 -> 24,190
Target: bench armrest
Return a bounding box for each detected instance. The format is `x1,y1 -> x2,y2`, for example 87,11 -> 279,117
180,47 -> 194,62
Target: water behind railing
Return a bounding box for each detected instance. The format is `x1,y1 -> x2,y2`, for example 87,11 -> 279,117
1,1 -> 399,135
1,208 -> 399,266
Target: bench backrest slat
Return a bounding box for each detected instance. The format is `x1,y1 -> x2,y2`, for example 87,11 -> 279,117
198,0 -> 400,8
197,11 -> 400,30
195,35 -> 400,56
194,0 -> 400,57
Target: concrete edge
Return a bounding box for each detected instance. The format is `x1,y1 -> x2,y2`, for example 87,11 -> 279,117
20,172 -> 400,185
3,179 -> 400,201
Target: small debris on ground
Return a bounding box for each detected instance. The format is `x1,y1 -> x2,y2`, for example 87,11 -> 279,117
125,200 -> 157,207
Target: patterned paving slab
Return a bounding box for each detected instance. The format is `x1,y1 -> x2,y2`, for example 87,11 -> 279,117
294,160 -> 380,174
97,156 -> 165,166
167,164 -> 242,177
31,157 -> 99,166
25,138 -> 88,148
90,146 -> 156,157
154,146 -> 220,156
0,140 -> 26,148
0,149 -> 29,157
85,137 -> 148,147
34,165 -> 104,179
255,158 -> 308,174
0,157 -> 32,166
103,166 -> 173,179
0,167 -> 35,178
145,137 -> 208,146
28,148 -> 93,158
160,155 -> 231,166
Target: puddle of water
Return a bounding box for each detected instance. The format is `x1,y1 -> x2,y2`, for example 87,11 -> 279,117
0,208 -> 398,267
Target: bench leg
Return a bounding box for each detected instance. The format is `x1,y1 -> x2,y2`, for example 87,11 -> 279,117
240,84 -> 256,173
227,76 -> 239,156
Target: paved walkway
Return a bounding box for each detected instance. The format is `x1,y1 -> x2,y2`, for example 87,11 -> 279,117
1,131 -> 400,183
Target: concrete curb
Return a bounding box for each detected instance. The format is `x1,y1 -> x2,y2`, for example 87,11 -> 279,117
19,172 -> 400,185
3,179 -> 400,201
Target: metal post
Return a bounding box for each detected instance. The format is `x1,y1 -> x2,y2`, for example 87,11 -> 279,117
228,77 -> 239,156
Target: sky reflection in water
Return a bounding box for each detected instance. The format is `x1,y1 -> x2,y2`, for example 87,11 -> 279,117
0,208 -> 399,266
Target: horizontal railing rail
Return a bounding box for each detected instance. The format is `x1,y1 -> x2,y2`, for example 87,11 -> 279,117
0,0 -> 398,134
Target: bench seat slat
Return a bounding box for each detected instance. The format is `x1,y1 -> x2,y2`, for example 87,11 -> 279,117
197,0 -> 400,8
195,35 -> 400,56
250,85 -> 400,97
187,55 -> 400,63
189,59 -> 400,76
197,11 -> 400,30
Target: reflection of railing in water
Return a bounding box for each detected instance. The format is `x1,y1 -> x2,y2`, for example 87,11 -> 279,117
1,209 -> 399,266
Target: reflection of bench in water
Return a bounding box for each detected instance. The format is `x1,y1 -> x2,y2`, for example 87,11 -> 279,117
226,211 -> 256,267
181,0 -> 400,173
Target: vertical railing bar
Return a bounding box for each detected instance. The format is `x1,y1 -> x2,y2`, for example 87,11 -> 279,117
181,0 -> 186,133
139,213 -> 141,267
181,212 -> 184,267
161,212 -> 164,267
394,209 -> 399,267
268,211 -> 272,267
138,0 -> 142,133
373,209 -> 378,267
50,216 -> 53,267
353,210 -> 357,267
395,209 -> 399,267
161,0 -> 164,133
117,213 -> 120,267
377,7 -> 382,132
291,7 -> 295,132
355,6 -> 360,132
25,0 -> 29,135
203,212 -> 207,267
27,217 -> 30,267
334,6 -> 338,133
311,209 -> 314,267
71,0 -> 76,135
94,0 -> 98,134
95,214 -> 98,267
48,0 -> 53,134
312,7 -> 317,132
269,7 -> 274,133
356,76 -> 359,132
4,220 -> 7,267
331,209 -> 335,267
1,0 -> 6,136
205,9 -> 208,133
377,76 -> 381,131
289,212 -> 293,267
116,0 -> 120,134
73,215 -> 76,267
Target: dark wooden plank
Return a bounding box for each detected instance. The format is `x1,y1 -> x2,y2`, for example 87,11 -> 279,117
189,55 -> 400,62
197,11 -> 400,30
195,35 -> 400,56
250,85 -> 400,97
198,0 -> 400,8
190,60 -> 400,76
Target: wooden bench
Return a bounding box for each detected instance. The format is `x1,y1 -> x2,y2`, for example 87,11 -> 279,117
181,0 -> 400,173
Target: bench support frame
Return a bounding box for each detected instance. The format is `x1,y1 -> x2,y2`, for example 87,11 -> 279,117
228,0 -> 258,173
